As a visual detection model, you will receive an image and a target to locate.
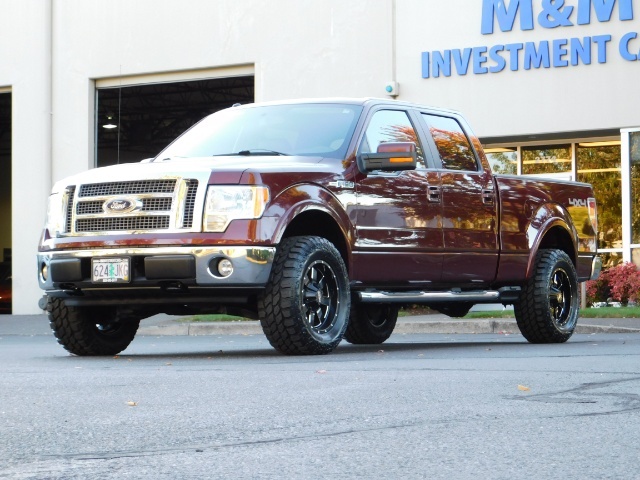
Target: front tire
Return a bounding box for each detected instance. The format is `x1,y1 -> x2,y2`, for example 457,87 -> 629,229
344,304 -> 398,344
258,236 -> 350,355
514,249 -> 579,343
47,297 -> 139,356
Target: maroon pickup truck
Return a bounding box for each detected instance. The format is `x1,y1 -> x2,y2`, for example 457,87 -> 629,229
37,98 -> 601,355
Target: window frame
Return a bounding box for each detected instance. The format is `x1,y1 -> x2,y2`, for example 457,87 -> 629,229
355,106 -> 435,173
419,112 -> 481,172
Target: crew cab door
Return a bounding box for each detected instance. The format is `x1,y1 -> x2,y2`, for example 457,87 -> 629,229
353,108 -> 443,285
419,113 -> 499,284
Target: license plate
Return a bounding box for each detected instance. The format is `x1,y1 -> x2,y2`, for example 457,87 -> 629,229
91,258 -> 131,284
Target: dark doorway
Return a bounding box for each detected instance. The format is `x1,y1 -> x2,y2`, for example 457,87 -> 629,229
96,76 -> 254,167
0,91 -> 11,314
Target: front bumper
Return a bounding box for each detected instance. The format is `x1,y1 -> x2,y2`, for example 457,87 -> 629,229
37,245 -> 276,293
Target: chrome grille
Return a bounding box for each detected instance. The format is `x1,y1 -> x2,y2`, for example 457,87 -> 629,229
78,180 -> 176,197
76,216 -> 170,232
67,177 -> 201,235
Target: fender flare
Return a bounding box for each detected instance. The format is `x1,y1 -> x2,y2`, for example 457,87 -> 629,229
265,183 -> 354,258
525,203 -> 579,280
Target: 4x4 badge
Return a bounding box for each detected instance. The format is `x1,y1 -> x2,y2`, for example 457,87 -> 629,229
328,181 -> 354,189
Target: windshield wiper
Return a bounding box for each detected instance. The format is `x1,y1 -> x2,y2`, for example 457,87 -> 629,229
237,149 -> 289,156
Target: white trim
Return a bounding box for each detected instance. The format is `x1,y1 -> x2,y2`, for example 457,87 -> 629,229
483,136 -> 619,150
94,65 -> 255,89
620,128 -> 638,263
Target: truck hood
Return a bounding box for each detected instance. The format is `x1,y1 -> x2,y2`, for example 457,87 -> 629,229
51,155 -> 328,193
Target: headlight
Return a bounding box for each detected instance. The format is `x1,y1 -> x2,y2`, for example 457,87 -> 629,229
45,193 -> 66,237
203,186 -> 270,232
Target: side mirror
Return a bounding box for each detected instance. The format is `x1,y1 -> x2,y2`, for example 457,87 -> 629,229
358,142 -> 417,173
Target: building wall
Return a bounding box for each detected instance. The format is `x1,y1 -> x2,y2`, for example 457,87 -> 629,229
1,0 -> 639,312
396,0 -> 640,138
0,0 -> 52,313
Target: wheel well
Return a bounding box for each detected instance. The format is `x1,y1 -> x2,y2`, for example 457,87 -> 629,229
538,226 -> 575,265
281,210 -> 349,269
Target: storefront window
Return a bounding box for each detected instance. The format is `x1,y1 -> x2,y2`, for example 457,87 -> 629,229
577,144 -> 622,250
484,148 -> 517,175
630,132 -> 640,244
522,145 -> 572,176
601,251 -> 623,269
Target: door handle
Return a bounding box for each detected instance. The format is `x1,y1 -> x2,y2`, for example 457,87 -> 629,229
427,186 -> 441,203
482,189 -> 495,205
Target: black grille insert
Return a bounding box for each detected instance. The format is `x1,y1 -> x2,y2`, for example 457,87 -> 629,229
182,179 -> 198,228
76,216 -> 170,232
79,180 -> 176,197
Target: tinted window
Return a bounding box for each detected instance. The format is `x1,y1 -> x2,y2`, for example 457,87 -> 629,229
423,114 -> 477,171
360,110 -> 425,168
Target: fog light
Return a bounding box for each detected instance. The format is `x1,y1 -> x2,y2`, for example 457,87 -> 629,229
217,259 -> 234,278
41,264 -> 48,281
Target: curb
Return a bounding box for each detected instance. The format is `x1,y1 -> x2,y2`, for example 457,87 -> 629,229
137,319 -> 640,337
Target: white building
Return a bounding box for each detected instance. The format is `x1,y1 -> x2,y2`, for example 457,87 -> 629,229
1,0 -> 639,314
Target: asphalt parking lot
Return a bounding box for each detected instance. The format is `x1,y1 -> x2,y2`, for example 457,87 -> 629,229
2,312 -> 640,337
1,327 -> 639,479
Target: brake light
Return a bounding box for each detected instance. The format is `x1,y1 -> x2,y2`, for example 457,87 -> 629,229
587,197 -> 598,234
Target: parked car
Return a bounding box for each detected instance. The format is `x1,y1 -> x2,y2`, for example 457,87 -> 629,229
0,263 -> 11,314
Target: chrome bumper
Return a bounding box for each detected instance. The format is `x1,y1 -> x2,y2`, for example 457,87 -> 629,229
37,245 -> 276,290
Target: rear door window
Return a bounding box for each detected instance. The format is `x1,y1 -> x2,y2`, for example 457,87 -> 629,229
422,114 -> 478,171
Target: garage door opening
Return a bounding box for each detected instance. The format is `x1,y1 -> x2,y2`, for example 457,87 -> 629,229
0,91 -> 11,314
96,75 -> 254,167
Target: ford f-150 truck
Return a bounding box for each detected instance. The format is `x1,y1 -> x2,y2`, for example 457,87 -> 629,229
37,98 -> 601,355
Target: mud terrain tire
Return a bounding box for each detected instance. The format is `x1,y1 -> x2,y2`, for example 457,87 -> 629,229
258,236 -> 350,355
344,304 -> 398,344
47,297 -> 139,356
514,249 -> 579,343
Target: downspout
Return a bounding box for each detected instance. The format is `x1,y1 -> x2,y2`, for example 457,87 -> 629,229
391,0 -> 397,92
47,0 -> 53,188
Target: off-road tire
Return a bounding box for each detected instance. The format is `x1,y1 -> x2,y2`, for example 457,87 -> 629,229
258,236 -> 350,355
514,249 -> 579,343
344,304 -> 398,344
47,297 -> 140,356
433,303 -> 472,318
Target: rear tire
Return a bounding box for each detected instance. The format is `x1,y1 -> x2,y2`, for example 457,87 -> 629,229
514,249 -> 579,343
344,304 -> 398,344
258,236 -> 350,355
47,297 -> 139,356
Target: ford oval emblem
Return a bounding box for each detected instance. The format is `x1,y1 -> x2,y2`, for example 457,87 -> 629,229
104,198 -> 138,214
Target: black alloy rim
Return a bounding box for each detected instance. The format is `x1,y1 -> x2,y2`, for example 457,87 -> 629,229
367,306 -> 388,328
302,260 -> 340,334
548,267 -> 573,328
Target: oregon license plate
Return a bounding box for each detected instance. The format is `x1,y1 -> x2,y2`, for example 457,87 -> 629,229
91,258 -> 131,284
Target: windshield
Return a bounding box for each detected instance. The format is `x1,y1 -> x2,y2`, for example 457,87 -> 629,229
157,103 -> 363,160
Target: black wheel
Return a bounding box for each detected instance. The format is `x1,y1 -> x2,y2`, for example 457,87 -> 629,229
514,249 -> 579,343
258,236 -> 350,355
47,297 -> 140,356
344,304 -> 398,344
433,303 -> 472,318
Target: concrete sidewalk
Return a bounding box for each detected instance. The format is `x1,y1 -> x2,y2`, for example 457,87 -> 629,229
2,313 -> 640,336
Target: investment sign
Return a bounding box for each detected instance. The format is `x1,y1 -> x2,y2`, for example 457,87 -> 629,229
421,0 -> 640,78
